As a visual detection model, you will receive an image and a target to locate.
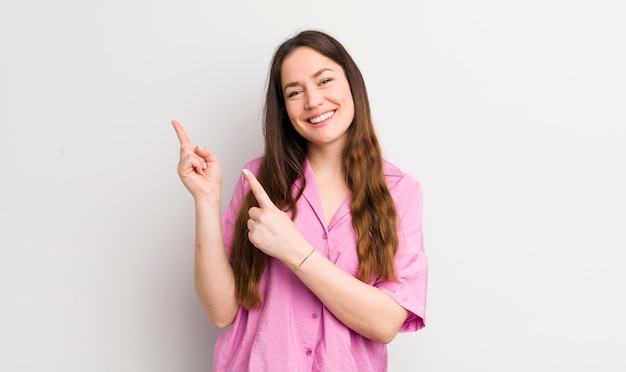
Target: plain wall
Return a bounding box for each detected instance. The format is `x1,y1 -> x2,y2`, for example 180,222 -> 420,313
1,0 -> 625,371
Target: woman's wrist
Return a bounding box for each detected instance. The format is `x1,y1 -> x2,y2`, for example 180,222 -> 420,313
282,240 -> 316,272
291,247 -> 316,273
194,194 -> 221,210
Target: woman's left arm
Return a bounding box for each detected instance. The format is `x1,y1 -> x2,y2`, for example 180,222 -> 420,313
243,169 -> 413,344
292,249 -> 408,344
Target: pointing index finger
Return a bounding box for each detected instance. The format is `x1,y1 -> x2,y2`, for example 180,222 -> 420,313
171,120 -> 191,145
242,169 -> 274,208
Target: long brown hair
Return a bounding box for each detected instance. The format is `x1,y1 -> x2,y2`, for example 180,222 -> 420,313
231,30 -> 399,309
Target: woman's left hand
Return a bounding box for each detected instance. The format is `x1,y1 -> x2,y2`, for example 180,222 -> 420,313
242,169 -> 308,264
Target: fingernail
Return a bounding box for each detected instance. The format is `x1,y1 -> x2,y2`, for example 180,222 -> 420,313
242,169 -> 250,176
203,162 -> 207,169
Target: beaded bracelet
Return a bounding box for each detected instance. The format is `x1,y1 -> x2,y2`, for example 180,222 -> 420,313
292,248 -> 316,273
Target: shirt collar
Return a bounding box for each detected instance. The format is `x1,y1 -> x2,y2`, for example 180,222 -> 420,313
295,157 -> 405,229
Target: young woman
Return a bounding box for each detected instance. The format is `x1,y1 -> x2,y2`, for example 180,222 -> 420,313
173,30 -> 428,372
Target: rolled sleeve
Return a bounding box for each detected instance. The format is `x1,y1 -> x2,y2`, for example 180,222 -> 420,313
374,178 -> 428,332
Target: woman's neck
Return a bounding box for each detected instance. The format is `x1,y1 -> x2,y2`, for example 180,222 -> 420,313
307,146 -> 345,184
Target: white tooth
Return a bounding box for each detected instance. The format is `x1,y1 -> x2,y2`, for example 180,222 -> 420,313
309,111 -> 334,124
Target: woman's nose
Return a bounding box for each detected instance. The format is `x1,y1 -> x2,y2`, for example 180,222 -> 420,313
304,89 -> 324,110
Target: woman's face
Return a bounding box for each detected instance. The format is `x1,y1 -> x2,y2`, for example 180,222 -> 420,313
281,47 -> 355,151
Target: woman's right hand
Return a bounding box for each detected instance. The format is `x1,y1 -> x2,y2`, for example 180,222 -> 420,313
172,120 -> 222,202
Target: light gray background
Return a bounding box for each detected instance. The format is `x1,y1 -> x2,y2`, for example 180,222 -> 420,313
1,0 -> 625,371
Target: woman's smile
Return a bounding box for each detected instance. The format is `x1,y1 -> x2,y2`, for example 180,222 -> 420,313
307,110 -> 335,125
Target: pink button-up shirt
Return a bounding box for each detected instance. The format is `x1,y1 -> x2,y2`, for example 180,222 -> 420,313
213,157 -> 428,372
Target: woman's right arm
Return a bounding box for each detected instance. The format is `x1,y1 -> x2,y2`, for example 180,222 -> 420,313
172,120 -> 239,328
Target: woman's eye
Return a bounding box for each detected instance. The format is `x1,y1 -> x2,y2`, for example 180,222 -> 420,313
287,90 -> 302,98
320,78 -> 332,85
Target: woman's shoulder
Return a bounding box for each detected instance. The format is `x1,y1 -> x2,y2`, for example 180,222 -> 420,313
382,159 -> 404,177
382,159 -> 421,191
382,159 -> 424,216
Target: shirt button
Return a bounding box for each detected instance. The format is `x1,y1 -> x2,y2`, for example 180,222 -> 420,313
312,313 -> 318,319
305,349 -> 313,356
322,233 -> 327,239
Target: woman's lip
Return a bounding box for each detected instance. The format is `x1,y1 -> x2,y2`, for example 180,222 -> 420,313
307,110 -> 336,124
